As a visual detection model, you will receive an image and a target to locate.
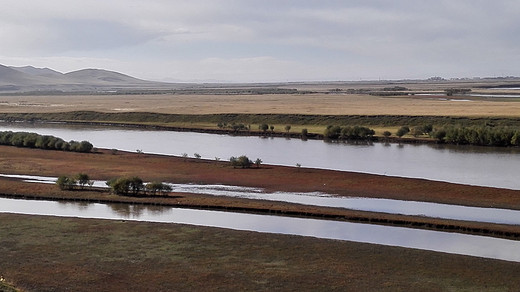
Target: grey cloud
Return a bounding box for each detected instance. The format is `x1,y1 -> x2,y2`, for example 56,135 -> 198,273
42,19 -> 163,52
1,0 -> 519,81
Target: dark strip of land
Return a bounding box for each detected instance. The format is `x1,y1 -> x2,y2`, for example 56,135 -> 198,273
2,111 -> 520,128
1,213 -> 520,291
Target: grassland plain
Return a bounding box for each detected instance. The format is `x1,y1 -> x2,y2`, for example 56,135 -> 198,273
1,93 -> 520,117
2,84 -> 520,290
2,213 -> 520,291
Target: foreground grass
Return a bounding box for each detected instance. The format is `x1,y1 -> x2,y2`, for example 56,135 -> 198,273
1,213 -> 520,291
0,281 -> 18,292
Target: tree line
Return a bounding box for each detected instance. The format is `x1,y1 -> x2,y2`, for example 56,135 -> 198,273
432,125 -> 520,146
105,177 -> 172,196
324,125 -> 375,140
57,173 -> 173,196
0,131 -> 93,153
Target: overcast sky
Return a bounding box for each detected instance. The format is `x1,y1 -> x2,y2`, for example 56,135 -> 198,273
1,1 -> 519,82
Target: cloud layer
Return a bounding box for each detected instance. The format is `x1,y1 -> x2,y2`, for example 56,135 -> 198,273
1,1 -> 519,82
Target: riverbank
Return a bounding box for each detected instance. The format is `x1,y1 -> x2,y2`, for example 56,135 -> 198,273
2,145 -> 520,237
3,146 -> 520,290
0,111 -> 520,145
2,213 -> 520,291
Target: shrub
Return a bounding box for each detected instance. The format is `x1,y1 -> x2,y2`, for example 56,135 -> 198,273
230,155 -> 253,168
146,182 -> 173,195
56,175 -> 77,190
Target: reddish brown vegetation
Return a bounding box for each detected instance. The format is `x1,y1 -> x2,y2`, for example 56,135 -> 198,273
1,145 -> 519,210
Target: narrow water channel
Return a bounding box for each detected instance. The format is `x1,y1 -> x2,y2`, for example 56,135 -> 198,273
3,173 -> 520,226
1,197 -> 520,262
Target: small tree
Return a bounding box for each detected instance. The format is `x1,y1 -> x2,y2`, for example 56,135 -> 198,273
383,131 -> 392,138
146,182 -> 173,196
76,173 -> 92,190
301,128 -> 308,139
78,141 -> 94,153
270,125 -> 275,132
284,125 -> 291,133
56,175 -> 76,190
230,155 -> 252,168
511,131 -> 520,146
107,177 -> 131,195
254,158 -> 262,168
129,176 -> 144,195
396,126 -> 410,138
259,123 -> 269,133
106,177 -> 143,196
324,125 -> 341,140
194,153 -> 201,159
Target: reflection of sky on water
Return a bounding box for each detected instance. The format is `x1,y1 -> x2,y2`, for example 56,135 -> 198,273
1,197 -> 520,263
2,173 -> 520,226
0,123 -> 519,190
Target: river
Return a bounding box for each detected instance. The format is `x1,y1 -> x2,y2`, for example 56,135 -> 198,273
2,197 -> 520,262
3,173 -> 520,225
0,122 -> 519,190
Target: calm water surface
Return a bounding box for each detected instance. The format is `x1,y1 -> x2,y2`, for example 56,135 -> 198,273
2,197 -> 520,262
3,173 -> 520,225
0,123 -> 519,189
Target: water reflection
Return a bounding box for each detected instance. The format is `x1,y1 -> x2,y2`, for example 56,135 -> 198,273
0,122 -> 519,189
2,173 -> 520,225
1,197 -> 520,262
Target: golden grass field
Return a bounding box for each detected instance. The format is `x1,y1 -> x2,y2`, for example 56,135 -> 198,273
1,93 -> 520,117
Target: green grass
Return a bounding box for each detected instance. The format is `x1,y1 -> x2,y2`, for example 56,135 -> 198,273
2,111 -> 520,129
0,281 -> 19,292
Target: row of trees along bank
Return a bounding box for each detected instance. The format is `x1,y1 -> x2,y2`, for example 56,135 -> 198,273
432,125 -> 520,146
324,125 -> 375,140
0,131 -> 93,152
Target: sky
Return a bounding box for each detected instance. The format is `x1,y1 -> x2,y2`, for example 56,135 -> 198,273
1,0 -> 519,82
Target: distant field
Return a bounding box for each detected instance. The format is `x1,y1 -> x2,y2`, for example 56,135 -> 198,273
1,93 -> 520,117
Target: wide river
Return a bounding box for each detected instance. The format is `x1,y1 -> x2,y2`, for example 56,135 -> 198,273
0,122 -> 519,190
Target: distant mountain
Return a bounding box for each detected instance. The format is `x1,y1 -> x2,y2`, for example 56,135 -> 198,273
0,64 -> 176,93
64,69 -> 153,85
10,66 -> 64,78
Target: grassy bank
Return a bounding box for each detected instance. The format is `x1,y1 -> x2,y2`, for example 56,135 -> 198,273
2,213 -> 520,291
2,146 -> 520,210
2,111 -> 520,144
3,111 -> 520,128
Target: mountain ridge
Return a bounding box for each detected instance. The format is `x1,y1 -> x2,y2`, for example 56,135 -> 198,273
0,64 -> 175,93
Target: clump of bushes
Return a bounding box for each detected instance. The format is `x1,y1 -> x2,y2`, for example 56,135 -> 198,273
433,126 -> 520,146
56,173 -> 93,190
106,176 -> 172,196
229,155 -> 254,168
324,125 -> 375,140
56,173 -> 173,196
0,131 -> 93,153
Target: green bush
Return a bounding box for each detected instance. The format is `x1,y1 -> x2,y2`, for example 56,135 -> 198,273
0,131 -> 93,153
230,155 -> 253,168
